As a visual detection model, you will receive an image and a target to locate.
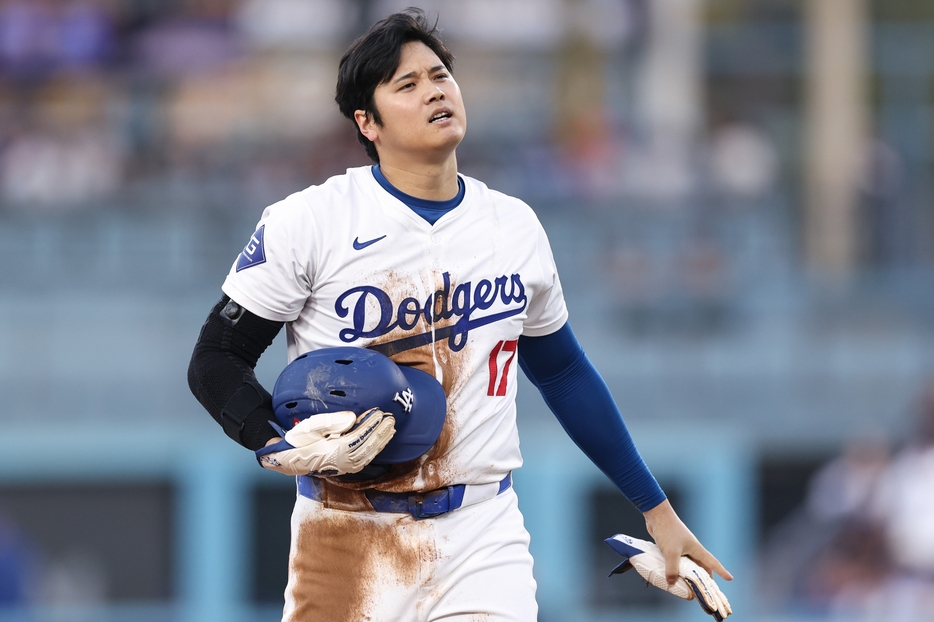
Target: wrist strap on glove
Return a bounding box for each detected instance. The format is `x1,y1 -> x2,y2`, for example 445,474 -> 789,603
254,421 -> 292,463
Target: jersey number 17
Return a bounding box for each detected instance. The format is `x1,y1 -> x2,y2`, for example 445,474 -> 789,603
487,340 -> 518,396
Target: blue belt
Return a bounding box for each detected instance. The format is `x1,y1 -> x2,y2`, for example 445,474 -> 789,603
298,473 -> 512,521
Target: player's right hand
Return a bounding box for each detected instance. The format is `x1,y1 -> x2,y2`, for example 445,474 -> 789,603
254,409 -> 395,476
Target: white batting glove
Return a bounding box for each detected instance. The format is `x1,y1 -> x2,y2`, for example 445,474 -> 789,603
254,409 -> 395,476
606,534 -> 732,621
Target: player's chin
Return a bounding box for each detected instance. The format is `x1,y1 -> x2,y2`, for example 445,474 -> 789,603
429,116 -> 465,136
429,124 -> 466,150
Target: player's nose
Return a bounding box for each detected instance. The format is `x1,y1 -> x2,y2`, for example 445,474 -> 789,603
427,86 -> 445,103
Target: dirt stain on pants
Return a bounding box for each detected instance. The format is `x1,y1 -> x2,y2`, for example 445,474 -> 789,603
286,509 -> 435,622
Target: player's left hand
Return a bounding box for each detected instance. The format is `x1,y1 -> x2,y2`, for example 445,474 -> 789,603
642,499 -> 733,586
605,533 -> 732,621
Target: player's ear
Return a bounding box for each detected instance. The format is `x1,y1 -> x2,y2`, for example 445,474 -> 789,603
355,110 -> 379,142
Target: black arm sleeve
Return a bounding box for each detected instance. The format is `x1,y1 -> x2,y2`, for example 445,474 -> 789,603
187,294 -> 285,450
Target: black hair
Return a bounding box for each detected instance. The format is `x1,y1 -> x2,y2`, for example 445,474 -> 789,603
335,8 -> 455,163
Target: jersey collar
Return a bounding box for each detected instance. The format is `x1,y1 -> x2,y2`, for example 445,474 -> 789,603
371,165 -> 465,226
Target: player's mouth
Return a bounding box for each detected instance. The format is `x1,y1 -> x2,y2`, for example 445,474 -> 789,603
428,108 -> 453,124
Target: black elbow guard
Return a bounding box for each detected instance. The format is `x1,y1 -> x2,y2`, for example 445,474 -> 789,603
220,378 -> 273,445
189,295 -> 284,449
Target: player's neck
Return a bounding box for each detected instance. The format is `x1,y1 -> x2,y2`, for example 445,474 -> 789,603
377,156 -> 459,202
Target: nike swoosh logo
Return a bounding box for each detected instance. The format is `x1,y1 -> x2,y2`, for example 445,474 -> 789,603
353,235 -> 387,250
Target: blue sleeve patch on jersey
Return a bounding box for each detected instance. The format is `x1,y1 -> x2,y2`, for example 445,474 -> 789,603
236,225 -> 267,272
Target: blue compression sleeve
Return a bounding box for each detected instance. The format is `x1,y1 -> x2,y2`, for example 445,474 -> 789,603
518,323 -> 666,512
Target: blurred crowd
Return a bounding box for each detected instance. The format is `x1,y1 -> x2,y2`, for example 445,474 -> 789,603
0,516 -> 36,606
0,0 -> 381,212
0,513 -> 111,608
760,383 -> 934,621
0,0 -> 791,215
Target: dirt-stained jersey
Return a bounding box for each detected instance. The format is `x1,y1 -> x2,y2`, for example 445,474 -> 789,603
222,166 -> 568,493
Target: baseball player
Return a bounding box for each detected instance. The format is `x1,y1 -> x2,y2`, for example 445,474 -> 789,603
188,9 -> 732,621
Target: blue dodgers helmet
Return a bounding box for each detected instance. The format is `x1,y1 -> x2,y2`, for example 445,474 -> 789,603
271,347 -> 447,464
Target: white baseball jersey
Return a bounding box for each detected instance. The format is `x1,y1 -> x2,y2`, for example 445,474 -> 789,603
222,165 -> 568,494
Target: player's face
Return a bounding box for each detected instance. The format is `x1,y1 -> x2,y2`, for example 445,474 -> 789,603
356,41 -> 467,164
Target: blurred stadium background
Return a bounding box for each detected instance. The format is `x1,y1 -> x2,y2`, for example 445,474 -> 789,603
1,0 -> 934,620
